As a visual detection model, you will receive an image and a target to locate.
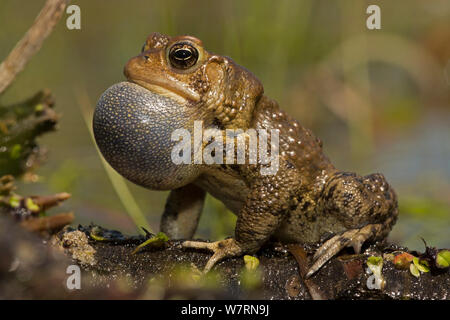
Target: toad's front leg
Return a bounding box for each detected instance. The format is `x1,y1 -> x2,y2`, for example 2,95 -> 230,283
183,169 -> 296,273
182,238 -> 243,273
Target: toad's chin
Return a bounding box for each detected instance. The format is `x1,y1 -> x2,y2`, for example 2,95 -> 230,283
128,78 -> 199,105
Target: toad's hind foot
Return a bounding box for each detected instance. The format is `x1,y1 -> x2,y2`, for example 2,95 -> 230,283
305,223 -> 383,278
183,238 -> 243,273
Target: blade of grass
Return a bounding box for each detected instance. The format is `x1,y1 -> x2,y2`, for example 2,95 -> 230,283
75,86 -> 151,234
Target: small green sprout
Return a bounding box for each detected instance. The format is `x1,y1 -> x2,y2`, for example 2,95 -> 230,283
25,197 -> 40,212
132,232 -> 168,254
240,255 -> 262,290
244,255 -> 260,271
366,256 -> 385,290
367,256 -> 383,268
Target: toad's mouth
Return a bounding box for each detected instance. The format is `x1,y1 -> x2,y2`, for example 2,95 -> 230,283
128,78 -> 200,104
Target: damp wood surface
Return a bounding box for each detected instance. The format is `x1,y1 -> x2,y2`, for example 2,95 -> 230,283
1,216 -> 448,300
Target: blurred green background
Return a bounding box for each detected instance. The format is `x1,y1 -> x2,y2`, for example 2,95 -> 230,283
0,0 -> 449,249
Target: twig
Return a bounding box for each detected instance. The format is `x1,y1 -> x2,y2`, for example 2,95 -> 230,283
31,192 -> 71,210
20,212 -> 74,232
0,0 -> 69,95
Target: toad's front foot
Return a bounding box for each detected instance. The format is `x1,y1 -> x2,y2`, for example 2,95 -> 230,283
182,238 -> 243,273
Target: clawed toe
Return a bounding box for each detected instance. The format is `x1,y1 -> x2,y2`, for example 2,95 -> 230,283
306,224 -> 382,278
183,238 -> 243,273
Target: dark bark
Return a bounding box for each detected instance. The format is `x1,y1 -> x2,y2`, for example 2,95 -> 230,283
2,217 -> 448,300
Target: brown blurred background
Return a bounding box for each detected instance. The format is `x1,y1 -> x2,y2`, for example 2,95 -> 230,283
0,0 -> 449,249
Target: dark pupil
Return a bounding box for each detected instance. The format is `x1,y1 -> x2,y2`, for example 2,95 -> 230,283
169,44 -> 198,69
174,49 -> 192,60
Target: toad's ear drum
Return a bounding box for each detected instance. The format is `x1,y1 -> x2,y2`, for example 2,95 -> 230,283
93,82 -> 200,190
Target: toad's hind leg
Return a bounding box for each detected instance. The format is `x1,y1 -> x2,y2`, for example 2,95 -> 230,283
305,172 -> 398,278
305,223 -> 382,278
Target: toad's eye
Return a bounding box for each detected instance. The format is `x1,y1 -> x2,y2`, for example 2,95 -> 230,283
168,43 -> 198,69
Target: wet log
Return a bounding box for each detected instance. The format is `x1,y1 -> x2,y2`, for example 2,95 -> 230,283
0,215 -> 448,299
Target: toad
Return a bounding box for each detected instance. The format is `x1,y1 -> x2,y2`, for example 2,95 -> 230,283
93,33 -> 398,277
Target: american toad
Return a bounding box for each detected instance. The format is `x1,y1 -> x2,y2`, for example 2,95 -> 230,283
93,33 -> 398,277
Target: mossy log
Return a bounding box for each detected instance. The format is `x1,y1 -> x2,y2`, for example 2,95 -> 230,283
0,90 -> 58,177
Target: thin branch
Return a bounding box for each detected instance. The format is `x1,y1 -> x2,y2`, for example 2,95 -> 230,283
20,212 -> 74,232
0,0 -> 69,95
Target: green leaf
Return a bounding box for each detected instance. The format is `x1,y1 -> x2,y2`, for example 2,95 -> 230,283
366,256 -> 385,289
244,255 -> 260,271
436,250 -> 450,268
409,263 -> 420,278
412,257 -> 429,273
